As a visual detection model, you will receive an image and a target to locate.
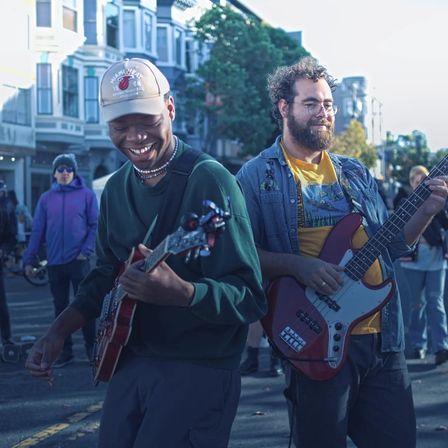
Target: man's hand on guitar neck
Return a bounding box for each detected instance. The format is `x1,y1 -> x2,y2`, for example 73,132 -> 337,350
119,244 -> 195,306
420,176 -> 448,216
257,249 -> 344,295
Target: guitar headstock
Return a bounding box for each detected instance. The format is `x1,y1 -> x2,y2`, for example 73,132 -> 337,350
166,199 -> 231,260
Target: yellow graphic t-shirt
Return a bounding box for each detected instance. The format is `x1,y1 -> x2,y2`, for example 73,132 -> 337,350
282,145 -> 381,334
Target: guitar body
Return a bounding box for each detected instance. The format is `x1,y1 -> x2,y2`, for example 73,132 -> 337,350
92,249 -> 142,383
91,199 -> 231,384
262,213 -> 396,381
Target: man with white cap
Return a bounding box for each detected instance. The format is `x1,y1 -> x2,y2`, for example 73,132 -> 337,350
25,58 -> 266,447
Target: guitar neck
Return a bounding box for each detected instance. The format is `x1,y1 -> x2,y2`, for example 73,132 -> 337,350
114,237 -> 171,303
142,237 -> 171,272
345,156 -> 448,281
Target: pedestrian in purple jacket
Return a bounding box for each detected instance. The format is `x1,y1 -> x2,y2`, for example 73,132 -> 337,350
23,153 -> 99,367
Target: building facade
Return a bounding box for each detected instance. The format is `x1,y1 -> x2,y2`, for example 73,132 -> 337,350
333,76 -> 368,136
0,0 -> 260,210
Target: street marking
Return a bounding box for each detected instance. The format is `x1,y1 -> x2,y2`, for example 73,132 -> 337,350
67,421 -> 100,441
10,401 -> 103,448
10,424 -> 70,448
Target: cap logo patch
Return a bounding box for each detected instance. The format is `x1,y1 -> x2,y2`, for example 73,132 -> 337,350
118,75 -> 130,90
110,67 -> 146,100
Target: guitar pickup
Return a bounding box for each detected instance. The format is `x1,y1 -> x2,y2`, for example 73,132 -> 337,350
296,310 -> 322,334
280,326 -> 306,352
317,294 -> 341,311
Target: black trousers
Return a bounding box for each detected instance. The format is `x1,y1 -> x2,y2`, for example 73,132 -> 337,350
99,355 -> 241,448
0,263 -> 11,341
285,334 -> 416,448
47,259 -> 95,355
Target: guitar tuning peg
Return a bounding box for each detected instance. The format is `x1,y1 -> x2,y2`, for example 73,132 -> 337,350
203,200 -> 217,211
180,212 -> 199,231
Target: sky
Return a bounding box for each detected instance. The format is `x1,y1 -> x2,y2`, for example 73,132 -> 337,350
242,0 -> 448,150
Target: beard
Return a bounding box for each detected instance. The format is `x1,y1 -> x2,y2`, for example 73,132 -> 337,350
287,111 -> 334,151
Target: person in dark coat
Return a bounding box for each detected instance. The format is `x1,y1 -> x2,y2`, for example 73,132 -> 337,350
0,180 -> 17,346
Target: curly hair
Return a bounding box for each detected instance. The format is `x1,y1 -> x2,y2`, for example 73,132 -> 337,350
267,57 -> 337,129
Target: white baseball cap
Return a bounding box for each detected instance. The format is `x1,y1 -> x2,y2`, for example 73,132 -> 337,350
100,58 -> 170,122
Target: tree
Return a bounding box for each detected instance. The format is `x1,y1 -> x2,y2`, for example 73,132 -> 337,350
386,130 -> 431,184
331,120 -> 378,168
184,5 -> 310,156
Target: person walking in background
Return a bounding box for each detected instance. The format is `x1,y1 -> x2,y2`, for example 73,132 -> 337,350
7,190 -> 32,244
23,154 -> 99,367
7,190 -> 33,268
237,57 -> 448,448
0,181 -> 17,347
399,165 -> 448,365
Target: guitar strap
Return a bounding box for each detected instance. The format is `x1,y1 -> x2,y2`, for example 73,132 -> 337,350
149,147 -> 209,248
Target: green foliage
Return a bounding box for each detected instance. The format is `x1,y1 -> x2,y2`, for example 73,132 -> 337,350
434,147 -> 448,162
185,5 -> 310,155
386,131 -> 431,184
330,120 -> 378,168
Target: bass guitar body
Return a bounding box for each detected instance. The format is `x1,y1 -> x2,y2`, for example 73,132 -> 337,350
262,213 -> 395,381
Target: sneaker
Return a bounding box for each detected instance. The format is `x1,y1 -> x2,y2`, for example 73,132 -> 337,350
53,352 -> 74,368
435,349 -> 448,366
413,348 -> 426,360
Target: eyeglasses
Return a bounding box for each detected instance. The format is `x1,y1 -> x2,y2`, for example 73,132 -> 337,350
56,166 -> 74,173
303,102 -> 337,116
289,100 -> 338,117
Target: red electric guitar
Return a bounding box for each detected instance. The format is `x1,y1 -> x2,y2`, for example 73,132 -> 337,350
92,200 -> 230,383
262,155 -> 448,381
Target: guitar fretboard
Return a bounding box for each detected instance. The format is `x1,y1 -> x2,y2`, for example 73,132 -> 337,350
113,237 -> 171,304
344,156 -> 448,281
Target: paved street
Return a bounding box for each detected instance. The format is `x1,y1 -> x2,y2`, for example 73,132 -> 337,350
0,275 -> 447,448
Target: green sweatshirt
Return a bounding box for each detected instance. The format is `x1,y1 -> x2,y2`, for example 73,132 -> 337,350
71,140 -> 266,369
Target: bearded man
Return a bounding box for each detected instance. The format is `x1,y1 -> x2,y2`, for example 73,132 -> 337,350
236,57 -> 448,448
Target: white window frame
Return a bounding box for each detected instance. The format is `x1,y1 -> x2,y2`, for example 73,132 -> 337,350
123,7 -> 137,49
84,76 -> 99,123
37,63 -> 53,115
105,1 -> 120,49
173,27 -> 184,68
62,65 -> 79,118
157,24 -> 170,64
62,0 -> 78,32
142,10 -> 155,55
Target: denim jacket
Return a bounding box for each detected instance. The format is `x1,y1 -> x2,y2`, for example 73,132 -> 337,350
237,136 -> 414,352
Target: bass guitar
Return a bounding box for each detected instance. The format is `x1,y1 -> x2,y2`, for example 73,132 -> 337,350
262,156 -> 448,381
92,200 -> 230,383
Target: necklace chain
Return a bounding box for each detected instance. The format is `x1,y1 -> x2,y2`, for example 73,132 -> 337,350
133,136 -> 178,180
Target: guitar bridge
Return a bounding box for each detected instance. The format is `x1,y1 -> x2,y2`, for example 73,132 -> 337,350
280,326 -> 306,352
